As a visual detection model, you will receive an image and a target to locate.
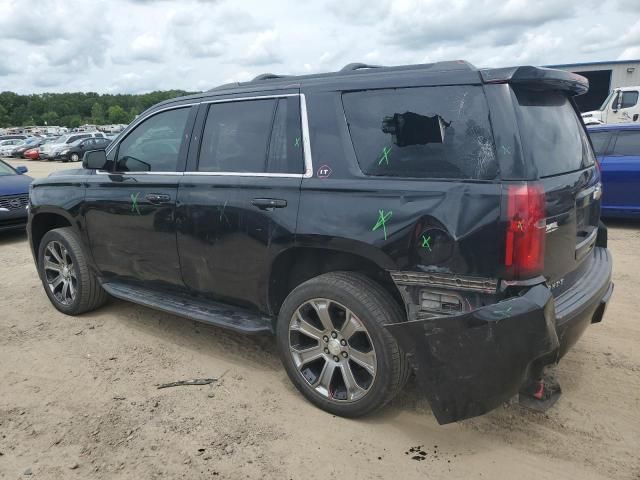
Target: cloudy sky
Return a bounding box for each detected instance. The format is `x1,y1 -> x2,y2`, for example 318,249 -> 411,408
0,0 -> 639,94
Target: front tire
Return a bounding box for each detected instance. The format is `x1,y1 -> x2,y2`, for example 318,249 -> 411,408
70,153 -> 79,162
277,272 -> 409,417
37,227 -> 108,315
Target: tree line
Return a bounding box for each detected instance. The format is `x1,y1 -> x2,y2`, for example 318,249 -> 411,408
0,90 -> 197,128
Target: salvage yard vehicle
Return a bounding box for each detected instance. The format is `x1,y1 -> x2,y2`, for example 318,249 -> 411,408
0,159 -> 31,231
582,86 -> 640,125
27,61 -> 613,424
588,123 -> 640,218
39,132 -> 105,161
56,137 -> 112,162
0,139 -> 25,157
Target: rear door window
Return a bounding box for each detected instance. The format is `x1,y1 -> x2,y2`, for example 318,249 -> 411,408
197,97 -> 304,174
612,131 -> 640,156
342,86 -> 498,179
512,88 -> 595,177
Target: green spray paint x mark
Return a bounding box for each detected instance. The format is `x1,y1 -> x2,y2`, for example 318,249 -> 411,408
378,146 -> 391,165
294,137 -> 301,147
372,210 -> 392,240
130,192 -> 141,215
421,235 -> 432,252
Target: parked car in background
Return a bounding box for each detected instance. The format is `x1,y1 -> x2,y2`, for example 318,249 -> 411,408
11,137 -> 47,158
57,137 -> 111,162
588,123 -> 640,218
39,132 -> 105,161
582,86 -> 640,125
0,159 -> 32,231
0,134 -> 28,141
0,139 -> 25,156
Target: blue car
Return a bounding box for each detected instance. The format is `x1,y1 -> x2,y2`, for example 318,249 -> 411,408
0,159 -> 32,231
588,123 -> 640,218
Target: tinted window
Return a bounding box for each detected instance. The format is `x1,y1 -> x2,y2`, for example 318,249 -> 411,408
621,91 -> 638,109
267,97 -> 303,173
588,131 -> 611,156
116,107 -> 190,172
342,86 -> 497,179
612,131 -> 640,156
67,134 -> 89,144
198,99 -> 276,173
513,88 -> 594,177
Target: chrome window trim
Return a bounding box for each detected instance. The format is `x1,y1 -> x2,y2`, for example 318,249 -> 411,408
101,94 -> 313,178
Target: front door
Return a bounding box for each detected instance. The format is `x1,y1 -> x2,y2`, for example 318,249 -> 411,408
84,105 -> 196,287
600,129 -> 640,213
176,93 -> 307,312
611,90 -> 640,124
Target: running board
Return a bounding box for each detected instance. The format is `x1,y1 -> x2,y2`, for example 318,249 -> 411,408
101,282 -> 273,334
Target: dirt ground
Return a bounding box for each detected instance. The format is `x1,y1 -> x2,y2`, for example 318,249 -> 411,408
1,157 -> 639,480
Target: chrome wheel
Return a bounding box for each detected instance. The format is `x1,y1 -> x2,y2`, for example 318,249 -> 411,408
43,240 -> 77,306
288,298 -> 377,403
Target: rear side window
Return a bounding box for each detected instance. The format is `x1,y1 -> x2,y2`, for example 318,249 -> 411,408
612,131 -> 640,156
588,131 -> 611,156
342,86 -> 498,179
513,89 -> 595,178
198,97 -> 303,173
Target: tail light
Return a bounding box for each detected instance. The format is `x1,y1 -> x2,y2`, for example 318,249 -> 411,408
504,183 -> 546,278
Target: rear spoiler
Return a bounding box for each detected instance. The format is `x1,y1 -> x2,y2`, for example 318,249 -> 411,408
479,66 -> 588,96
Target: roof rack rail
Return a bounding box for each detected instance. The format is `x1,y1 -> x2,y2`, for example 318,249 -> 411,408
252,73 -> 286,81
208,82 -> 240,92
340,63 -> 382,72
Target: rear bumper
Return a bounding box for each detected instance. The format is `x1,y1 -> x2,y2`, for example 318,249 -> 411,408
386,247 -> 613,424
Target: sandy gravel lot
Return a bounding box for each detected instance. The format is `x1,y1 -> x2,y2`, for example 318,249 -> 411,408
1,158 -> 639,479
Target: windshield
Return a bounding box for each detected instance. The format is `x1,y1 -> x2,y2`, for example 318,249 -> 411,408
513,88 -> 595,178
0,161 -> 16,176
598,91 -> 616,111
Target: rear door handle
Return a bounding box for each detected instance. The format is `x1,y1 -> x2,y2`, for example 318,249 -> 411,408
251,198 -> 287,210
145,193 -> 171,204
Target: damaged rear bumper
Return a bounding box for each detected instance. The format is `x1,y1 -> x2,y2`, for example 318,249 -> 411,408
386,247 -> 613,425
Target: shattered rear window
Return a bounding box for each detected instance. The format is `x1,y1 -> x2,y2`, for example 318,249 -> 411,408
342,86 -> 498,180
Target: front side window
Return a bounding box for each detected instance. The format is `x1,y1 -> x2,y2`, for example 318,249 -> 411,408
116,107 -> 190,172
588,131 -> 611,156
612,131 -> 640,156
620,91 -> 639,109
197,97 -> 303,174
342,86 -> 498,179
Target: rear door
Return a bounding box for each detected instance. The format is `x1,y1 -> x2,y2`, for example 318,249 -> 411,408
511,88 -> 600,296
176,92 -> 307,312
600,129 -> 640,213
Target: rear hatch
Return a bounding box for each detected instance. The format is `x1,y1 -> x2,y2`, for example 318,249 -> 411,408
511,87 -> 601,297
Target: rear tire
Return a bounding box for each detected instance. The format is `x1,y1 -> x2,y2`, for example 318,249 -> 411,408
277,272 -> 409,417
37,227 -> 108,315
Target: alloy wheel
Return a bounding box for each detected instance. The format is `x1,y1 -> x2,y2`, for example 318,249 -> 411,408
288,298 -> 377,403
43,240 -> 77,305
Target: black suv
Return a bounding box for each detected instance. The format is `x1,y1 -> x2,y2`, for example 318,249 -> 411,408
28,62 -> 613,424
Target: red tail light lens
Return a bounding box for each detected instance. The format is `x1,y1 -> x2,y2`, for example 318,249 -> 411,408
504,183 -> 546,278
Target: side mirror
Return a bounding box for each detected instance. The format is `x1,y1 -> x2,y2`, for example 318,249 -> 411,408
15,166 -> 28,174
83,149 -> 108,170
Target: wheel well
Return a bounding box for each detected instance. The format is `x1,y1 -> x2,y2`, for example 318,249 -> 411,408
31,213 -> 72,263
268,248 -> 404,316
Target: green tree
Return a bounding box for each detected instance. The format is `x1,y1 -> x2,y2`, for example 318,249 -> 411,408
91,102 -> 105,125
41,111 -> 60,126
107,105 -> 129,124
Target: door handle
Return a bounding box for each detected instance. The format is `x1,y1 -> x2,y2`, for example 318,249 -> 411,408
251,198 -> 287,210
145,193 -> 171,204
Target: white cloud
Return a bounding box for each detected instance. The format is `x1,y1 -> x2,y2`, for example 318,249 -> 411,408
0,0 -> 637,94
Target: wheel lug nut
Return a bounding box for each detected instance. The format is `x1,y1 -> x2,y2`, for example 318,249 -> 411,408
331,331 -> 338,339
340,339 -> 347,346
342,352 -> 348,358
333,356 -> 340,362
324,348 -> 329,354
323,336 -> 329,342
